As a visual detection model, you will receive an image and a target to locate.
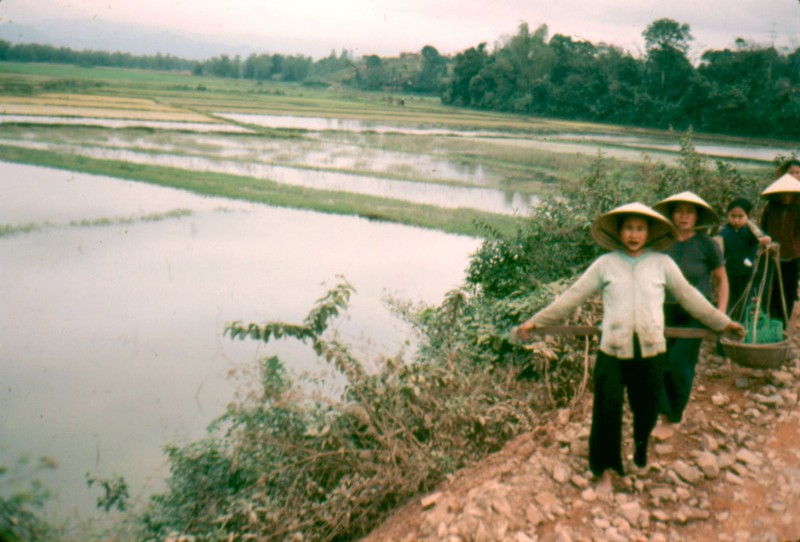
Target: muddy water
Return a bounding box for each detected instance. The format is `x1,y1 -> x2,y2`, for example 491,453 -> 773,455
0,114 -> 253,133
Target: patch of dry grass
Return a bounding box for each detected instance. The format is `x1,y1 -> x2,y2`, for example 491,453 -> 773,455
0,101 -> 216,122
0,89 -> 221,122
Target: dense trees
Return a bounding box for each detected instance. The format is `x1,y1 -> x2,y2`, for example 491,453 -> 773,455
198,52 -> 313,81
0,40 -> 194,71
697,43 -> 800,134
441,21 -> 800,138
359,54 -> 386,90
417,45 -> 447,93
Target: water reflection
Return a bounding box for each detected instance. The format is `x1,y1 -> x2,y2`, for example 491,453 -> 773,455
216,112 -> 510,137
546,133 -> 796,162
100,132 -> 500,186
0,161 -> 480,524
0,114 -> 253,133
211,113 -> 797,163
2,141 -> 536,215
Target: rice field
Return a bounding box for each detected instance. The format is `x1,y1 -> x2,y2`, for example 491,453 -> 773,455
0,92 -> 223,122
0,60 -> 797,237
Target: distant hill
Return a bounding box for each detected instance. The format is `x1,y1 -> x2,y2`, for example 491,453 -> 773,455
0,18 -> 260,60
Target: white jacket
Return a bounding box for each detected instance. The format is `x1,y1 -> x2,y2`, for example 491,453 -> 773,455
529,250 -> 731,359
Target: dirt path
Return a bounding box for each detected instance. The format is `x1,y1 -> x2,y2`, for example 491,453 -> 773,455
362,327 -> 800,542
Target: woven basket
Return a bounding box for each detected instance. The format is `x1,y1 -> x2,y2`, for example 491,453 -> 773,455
720,335 -> 790,369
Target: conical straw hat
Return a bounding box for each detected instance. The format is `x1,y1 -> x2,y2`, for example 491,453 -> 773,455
652,191 -> 719,227
591,202 -> 678,252
761,173 -> 800,197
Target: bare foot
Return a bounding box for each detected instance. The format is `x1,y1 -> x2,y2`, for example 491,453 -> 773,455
596,470 -> 613,494
652,421 -> 675,441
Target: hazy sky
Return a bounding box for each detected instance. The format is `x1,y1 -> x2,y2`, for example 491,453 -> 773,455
2,0 -> 799,59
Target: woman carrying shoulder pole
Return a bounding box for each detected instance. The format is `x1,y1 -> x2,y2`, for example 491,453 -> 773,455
513,203 -> 743,493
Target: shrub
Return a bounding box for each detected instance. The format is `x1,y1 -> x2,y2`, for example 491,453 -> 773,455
134,279 -> 557,541
0,456 -> 60,542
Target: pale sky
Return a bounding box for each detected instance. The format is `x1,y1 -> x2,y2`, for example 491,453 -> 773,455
2,0 -> 799,59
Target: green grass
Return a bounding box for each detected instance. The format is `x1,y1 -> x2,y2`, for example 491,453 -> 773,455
0,222 -> 45,237
69,208 -> 193,228
0,209 -> 196,238
0,61 -> 224,87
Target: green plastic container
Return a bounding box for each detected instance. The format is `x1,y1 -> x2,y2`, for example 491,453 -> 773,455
743,306 -> 784,344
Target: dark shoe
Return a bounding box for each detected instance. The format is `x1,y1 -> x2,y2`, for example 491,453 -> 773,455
634,442 -> 647,468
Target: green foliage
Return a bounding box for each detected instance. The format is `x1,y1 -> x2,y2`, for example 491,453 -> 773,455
86,474 -> 130,513
0,39 -> 194,72
642,18 -> 693,54
417,45 -> 447,93
227,278 -> 361,378
441,19 -> 800,136
0,456 -> 60,542
135,278 -> 547,541
4,19 -> 800,137
648,130 -> 762,213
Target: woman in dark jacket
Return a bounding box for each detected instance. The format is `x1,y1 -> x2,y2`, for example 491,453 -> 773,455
760,167 -> 800,327
651,191 -> 728,441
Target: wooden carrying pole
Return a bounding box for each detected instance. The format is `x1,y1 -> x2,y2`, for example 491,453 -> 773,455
523,325 -> 717,339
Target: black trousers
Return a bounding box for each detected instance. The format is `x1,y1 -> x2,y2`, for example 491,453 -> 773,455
589,339 -> 666,477
728,274 -> 752,315
660,304 -> 704,424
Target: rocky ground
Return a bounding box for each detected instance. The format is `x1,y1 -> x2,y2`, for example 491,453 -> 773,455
361,328 -> 800,542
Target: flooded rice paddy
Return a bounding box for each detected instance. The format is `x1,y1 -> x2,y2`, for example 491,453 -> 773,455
2,140 -> 535,215
0,125 -> 539,215
0,114 -> 254,133
215,112 -> 511,137
0,161 -> 481,523
215,112 -> 797,164
545,133 -> 798,162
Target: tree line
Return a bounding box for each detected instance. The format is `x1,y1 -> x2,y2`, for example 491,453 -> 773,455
442,20 -> 800,138
189,47 -> 446,93
0,40 -> 194,71
1,17 -> 799,138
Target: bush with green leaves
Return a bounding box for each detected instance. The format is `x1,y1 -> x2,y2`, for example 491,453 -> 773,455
0,456 -> 60,542
135,279 -> 549,541
86,474 -> 129,514
647,130 -> 763,213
